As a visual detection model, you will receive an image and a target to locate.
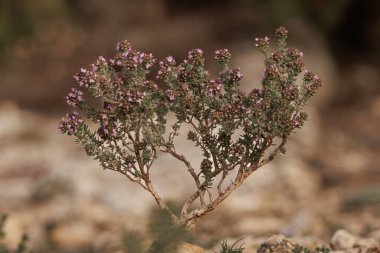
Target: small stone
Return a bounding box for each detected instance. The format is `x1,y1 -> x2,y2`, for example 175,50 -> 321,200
257,234 -> 297,253
355,238 -> 378,249
234,216 -> 285,235
2,215 -> 25,248
331,230 -> 357,250
51,222 -> 97,248
177,242 -> 208,253
369,229 -> 380,243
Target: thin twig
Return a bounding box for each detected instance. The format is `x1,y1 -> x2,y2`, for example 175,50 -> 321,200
217,171 -> 227,194
258,137 -> 287,167
145,180 -> 178,223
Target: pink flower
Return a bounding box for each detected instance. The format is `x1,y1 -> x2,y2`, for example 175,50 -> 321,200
58,111 -> 83,135
65,88 -> 84,107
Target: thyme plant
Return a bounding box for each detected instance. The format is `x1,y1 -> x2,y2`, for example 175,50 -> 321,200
59,27 -> 323,228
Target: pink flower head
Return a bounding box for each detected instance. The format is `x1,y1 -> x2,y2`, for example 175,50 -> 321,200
227,68 -> 243,82
215,49 -> 231,63
65,88 -> 84,107
165,89 -> 176,101
58,111 -> 84,135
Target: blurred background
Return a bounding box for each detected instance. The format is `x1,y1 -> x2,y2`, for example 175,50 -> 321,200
0,0 -> 379,252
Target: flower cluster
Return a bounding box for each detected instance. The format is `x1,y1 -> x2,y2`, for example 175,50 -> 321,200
275,26 -> 288,48
302,70 -> 323,103
165,89 -> 176,101
58,111 -> 83,135
111,49 -> 155,71
96,113 -> 118,140
116,40 -> 131,52
206,79 -> 222,98
157,56 -> 177,82
65,88 -> 84,107
215,49 -> 231,67
60,27 -> 323,228
74,68 -> 97,88
275,26 -> 288,40
255,36 -> 270,54
225,68 -> 244,83
187,48 -> 203,62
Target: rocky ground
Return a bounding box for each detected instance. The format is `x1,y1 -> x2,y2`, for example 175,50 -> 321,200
180,229 -> 380,253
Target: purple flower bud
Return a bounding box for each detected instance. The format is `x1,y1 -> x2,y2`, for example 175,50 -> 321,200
270,52 -> 283,63
215,49 -> 231,64
303,70 -> 323,96
123,51 -> 156,71
255,36 -> 270,53
116,40 -> 131,53
263,65 -> 279,81
58,111 -> 84,135
98,121 -> 118,140
227,68 -> 243,82
304,69 -> 312,79
74,68 -> 97,87
165,89 -> 176,101
157,55 -> 177,80
65,88 -> 84,107
95,113 -> 119,140
275,26 -> 288,41
292,112 -> 308,128
137,52 -> 156,69
206,80 -> 222,97
96,56 -> 108,68
103,102 -> 113,111
286,48 -> 304,60
286,58 -> 304,74
282,86 -> 299,101
166,55 -> 175,64
187,49 -> 204,66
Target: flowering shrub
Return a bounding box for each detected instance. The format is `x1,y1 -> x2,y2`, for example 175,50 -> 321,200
59,27 -> 322,228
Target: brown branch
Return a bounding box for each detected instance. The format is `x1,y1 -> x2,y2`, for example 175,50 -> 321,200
160,145 -> 199,184
180,168 -> 251,225
206,188 -> 214,203
180,190 -> 200,217
147,116 -> 209,212
160,144 -> 208,209
125,129 -> 180,221
127,132 -> 146,175
211,152 -> 220,173
145,180 -> 178,223
146,145 -> 157,172
121,139 -> 135,153
99,140 -> 142,181
186,116 -> 220,207
217,171 -> 228,194
104,163 -> 146,189
179,153 -> 252,225
199,187 -> 206,208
